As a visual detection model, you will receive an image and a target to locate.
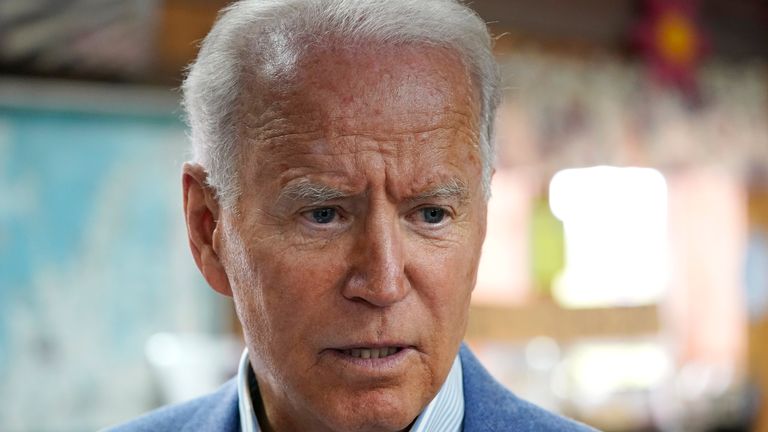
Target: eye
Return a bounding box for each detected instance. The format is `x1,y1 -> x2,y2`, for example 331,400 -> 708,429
420,207 -> 446,224
309,207 -> 337,224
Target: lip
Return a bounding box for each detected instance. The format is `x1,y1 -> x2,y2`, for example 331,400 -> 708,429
322,344 -> 417,375
332,342 -> 412,351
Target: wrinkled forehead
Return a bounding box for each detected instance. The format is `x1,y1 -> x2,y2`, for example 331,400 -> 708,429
297,42 -> 476,117
239,41 -> 481,144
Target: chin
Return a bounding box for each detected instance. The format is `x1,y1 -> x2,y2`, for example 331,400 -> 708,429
326,415 -> 414,432
318,388 -> 423,432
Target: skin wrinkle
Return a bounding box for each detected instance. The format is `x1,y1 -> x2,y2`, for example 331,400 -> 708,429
243,98 -> 478,148
259,146 -> 472,208
187,42 -> 487,432
248,122 -> 478,153
184,5 -> 501,210
262,141 -> 474,253
279,179 -> 472,209
279,180 -> 348,204
239,44 -> 480,158
242,108 -> 478,129
266,136 -> 471,175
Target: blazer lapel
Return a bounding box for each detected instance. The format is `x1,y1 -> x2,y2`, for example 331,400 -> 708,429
182,378 -> 241,432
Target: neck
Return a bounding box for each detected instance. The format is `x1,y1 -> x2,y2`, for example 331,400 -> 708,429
249,371 -> 326,432
247,368 -> 274,432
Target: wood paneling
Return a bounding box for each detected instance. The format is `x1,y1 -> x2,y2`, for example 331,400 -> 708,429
155,0 -> 231,83
467,302 -> 659,342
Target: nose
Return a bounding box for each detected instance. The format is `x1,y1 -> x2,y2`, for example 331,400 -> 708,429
342,208 -> 409,307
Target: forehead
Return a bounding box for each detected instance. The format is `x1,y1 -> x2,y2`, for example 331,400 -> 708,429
244,42 -> 479,134
238,43 -> 482,193
298,43 -> 476,121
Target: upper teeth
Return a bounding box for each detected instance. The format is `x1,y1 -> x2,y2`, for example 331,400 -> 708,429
344,347 -> 400,359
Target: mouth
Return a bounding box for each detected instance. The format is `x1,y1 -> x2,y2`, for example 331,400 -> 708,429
322,342 -> 418,378
324,344 -> 415,373
340,347 -> 404,359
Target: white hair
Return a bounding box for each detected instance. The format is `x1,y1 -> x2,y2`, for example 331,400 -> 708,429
182,0 -> 501,209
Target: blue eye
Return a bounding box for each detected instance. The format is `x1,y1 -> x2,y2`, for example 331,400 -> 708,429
421,207 -> 445,224
311,208 -> 336,224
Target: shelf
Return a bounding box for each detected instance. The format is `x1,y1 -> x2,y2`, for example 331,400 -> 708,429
467,302 -> 659,342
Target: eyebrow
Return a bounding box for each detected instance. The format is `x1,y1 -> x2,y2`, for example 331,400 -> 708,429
277,177 -> 470,205
278,180 -> 349,205
408,178 -> 469,204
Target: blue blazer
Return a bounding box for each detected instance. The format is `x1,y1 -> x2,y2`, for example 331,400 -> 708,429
109,345 -> 597,431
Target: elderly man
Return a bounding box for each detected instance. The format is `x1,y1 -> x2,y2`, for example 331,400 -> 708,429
113,0 -> 595,431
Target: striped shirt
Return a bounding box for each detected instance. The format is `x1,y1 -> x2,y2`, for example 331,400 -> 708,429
237,349 -> 464,432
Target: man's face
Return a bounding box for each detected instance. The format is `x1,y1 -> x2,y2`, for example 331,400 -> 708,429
219,44 -> 487,432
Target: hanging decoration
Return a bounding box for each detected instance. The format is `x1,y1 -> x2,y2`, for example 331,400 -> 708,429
632,0 -> 709,102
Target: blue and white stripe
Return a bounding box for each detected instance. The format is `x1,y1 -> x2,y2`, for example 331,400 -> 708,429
409,355 -> 464,432
237,350 -> 259,432
237,349 -> 464,431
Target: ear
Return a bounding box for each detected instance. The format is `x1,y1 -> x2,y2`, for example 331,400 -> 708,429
182,162 -> 233,297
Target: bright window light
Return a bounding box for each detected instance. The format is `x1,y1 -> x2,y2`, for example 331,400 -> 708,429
549,166 -> 669,308
552,342 -> 672,402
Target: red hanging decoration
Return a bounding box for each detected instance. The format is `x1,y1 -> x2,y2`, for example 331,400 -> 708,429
633,0 -> 709,101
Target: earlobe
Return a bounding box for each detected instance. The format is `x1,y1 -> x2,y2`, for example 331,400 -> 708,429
182,163 -> 233,297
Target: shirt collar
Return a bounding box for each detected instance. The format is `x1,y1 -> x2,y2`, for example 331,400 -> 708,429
237,348 -> 464,432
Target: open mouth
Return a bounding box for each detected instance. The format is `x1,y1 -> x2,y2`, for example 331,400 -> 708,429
340,347 -> 403,359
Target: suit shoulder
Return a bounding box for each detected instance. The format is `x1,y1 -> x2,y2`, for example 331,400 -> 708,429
460,345 -> 599,431
484,390 -> 597,431
104,378 -> 240,432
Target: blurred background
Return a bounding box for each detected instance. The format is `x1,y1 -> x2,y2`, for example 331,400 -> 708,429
1,0 -> 767,430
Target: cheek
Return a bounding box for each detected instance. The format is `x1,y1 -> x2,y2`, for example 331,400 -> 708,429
234,247 -> 352,386
407,244 -> 475,328
424,217 -> 485,327
238,245 -> 349,337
